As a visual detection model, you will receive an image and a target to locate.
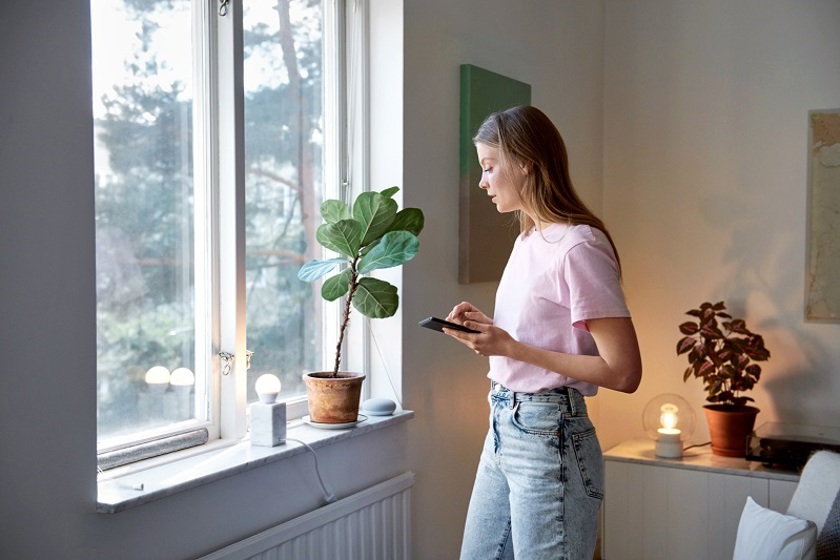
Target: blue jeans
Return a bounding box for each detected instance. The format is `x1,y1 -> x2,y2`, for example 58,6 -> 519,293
459,385 -> 604,560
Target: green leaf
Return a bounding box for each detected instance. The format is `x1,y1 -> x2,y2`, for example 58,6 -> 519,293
358,231 -> 419,274
316,219 -> 363,257
353,192 -> 397,246
352,277 -> 398,318
298,258 -> 348,282
380,186 -> 400,199
321,200 -> 351,224
388,208 -> 425,236
322,269 -> 352,301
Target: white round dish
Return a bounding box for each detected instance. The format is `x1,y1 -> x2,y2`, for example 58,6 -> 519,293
302,414 -> 368,430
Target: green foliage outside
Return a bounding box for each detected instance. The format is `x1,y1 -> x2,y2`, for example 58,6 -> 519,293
95,0 -> 324,439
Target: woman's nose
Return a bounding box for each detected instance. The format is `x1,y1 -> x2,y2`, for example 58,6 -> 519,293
478,178 -> 489,190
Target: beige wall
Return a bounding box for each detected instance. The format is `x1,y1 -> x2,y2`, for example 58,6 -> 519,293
401,2 -> 607,558
598,0 -> 840,449
401,1 -> 840,558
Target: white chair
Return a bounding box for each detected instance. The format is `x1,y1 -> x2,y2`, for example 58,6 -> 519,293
733,450 -> 840,560
786,450 -> 840,533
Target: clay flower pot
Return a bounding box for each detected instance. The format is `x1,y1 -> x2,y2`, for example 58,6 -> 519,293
303,372 -> 366,424
704,404 -> 760,458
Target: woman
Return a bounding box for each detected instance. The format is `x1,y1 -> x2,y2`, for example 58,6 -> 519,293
445,105 -> 642,560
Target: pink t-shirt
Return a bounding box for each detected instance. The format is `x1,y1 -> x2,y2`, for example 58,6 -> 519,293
488,223 -> 630,395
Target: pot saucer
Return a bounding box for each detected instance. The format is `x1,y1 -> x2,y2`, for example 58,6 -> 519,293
302,414 -> 368,430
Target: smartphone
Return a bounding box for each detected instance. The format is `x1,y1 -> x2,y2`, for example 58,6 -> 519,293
418,316 -> 480,334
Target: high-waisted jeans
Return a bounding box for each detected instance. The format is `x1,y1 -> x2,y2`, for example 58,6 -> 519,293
459,384 -> 604,560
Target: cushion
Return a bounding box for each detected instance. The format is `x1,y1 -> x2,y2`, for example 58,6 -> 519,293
733,497 -> 817,560
816,488 -> 840,560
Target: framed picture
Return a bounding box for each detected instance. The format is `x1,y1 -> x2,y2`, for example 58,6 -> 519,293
806,109 -> 840,321
459,64 -> 531,283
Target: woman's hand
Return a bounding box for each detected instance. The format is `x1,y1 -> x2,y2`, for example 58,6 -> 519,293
443,302 -> 514,357
446,301 -> 492,326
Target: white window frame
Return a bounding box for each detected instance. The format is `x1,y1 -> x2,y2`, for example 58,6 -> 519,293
95,0 -> 370,459
212,0 -> 372,440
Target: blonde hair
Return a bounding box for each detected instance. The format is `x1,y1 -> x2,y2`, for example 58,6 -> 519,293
473,105 -> 621,274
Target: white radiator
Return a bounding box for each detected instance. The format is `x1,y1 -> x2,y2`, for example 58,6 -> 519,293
199,472 -> 414,560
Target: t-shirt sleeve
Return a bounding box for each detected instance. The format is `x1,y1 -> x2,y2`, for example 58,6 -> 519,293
563,239 -> 630,331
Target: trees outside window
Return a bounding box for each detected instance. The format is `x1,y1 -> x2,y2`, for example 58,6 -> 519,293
92,0 -> 343,455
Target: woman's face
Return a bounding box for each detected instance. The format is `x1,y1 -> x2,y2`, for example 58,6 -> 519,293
476,143 -> 528,214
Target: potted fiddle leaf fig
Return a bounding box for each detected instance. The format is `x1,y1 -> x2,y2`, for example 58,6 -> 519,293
677,301 -> 771,457
297,186 -> 423,424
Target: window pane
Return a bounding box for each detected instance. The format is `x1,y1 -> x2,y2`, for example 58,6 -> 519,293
92,0 -> 201,443
243,0 -> 326,403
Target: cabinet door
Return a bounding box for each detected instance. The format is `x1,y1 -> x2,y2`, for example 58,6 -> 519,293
769,479 -> 798,513
706,471 -> 769,559
604,460 -> 773,560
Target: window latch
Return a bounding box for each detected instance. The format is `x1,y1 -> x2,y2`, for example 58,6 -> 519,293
218,350 -> 254,375
218,351 -> 234,376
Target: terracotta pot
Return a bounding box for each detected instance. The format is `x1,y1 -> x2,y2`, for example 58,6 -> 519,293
703,404 -> 760,457
303,372 -> 366,424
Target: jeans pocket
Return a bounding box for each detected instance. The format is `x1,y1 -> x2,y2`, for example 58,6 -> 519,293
510,401 -> 560,436
571,426 -> 605,499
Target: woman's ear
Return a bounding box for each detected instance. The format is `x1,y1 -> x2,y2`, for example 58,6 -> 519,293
518,160 -> 532,176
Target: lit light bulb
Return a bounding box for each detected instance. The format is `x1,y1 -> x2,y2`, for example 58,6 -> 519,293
659,403 -> 679,433
145,366 -> 170,394
644,394 -> 695,459
251,373 -> 286,447
255,374 -> 281,404
656,403 -> 682,458
170,367 -> 195,387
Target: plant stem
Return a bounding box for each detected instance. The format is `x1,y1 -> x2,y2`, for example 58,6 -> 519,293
332,258 -> 360,377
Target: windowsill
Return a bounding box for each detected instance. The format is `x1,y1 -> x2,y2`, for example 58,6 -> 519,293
96,410 -> 414,514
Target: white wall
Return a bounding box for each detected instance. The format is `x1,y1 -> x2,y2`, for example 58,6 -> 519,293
598,0 -> 840,449
3,0 -> 839,559
0,2 -> 409,559
400,2 -> 606,558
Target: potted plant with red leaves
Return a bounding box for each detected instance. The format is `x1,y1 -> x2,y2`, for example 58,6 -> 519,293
677,301 -> 771,457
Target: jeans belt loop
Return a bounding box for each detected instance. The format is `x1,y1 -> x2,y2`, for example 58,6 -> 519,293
568,388 -> 578,416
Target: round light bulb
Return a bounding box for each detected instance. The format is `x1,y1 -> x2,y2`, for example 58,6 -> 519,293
255,374 -> 281,403
145,366 -> 170,385
643,394 -> 696,459
170,367 -> 195,387
660,403 -> 679,430
145,366 -> 170,394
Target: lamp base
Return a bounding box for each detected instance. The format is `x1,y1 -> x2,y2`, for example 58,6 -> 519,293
251,401 -> 287,447
655,437 -> 683,458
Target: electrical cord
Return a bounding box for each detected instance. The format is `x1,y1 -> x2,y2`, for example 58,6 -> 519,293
280,317 -> 400,507
683,441 -> 711,451
286,437 -> 337,504
369,328 -> 404,409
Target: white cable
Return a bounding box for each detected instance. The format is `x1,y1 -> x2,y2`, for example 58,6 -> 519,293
286,437 -> 337,504
369,328 -> 404,409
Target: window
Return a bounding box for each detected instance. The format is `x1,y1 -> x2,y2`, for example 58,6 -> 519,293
92,0 -> 363,464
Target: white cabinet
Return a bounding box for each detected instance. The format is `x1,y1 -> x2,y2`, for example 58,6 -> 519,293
602,440 -> 799,560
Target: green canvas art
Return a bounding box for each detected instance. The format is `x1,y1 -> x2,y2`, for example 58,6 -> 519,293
459,64 -> 531,283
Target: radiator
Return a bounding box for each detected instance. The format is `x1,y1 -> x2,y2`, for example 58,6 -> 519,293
199,472 -> 414,560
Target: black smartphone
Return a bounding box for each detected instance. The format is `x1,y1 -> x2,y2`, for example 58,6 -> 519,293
418,316 -> 480,334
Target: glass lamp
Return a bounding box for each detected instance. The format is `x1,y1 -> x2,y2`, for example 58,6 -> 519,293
643,394 -> 696,458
